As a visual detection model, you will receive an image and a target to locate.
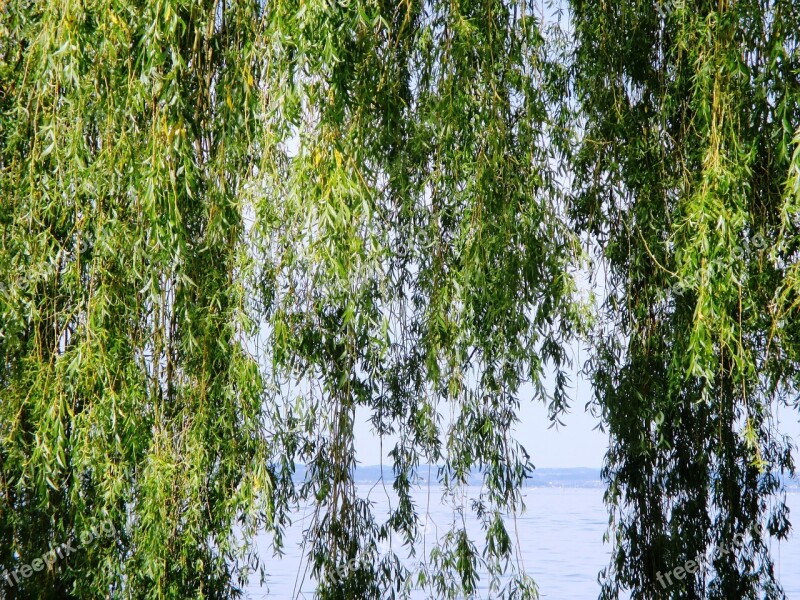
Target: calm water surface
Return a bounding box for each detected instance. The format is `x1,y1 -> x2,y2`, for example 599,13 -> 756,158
246,488 -> 800,599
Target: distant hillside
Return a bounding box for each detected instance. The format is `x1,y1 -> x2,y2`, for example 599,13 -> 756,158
289,465 -> 603,488
287,465 -> 800,490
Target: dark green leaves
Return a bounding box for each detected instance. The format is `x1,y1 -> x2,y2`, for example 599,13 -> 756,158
572,1 -> 800,597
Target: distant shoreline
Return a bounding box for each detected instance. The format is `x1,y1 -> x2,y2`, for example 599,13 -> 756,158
285,465 -> 800,490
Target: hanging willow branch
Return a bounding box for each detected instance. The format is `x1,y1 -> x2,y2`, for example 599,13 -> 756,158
3,0 -> 799,598
253,0 -> 584,598
571,1 -> 800,598
0,0 -> 271,596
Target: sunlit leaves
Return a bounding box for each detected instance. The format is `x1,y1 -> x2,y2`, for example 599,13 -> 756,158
1,0 -> 271,597
5,0 -> 797,598
253,1 -> 583,598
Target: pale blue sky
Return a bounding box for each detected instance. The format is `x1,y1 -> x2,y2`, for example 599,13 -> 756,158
351,348 -> 610,469
352,354 -> 800,469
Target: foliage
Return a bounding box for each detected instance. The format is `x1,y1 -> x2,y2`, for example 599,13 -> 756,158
1,0 -> 583,597
2,0 -> 800,598
0,0 -> 271,597
254,0 -> 583,597
571,0 -> 800,597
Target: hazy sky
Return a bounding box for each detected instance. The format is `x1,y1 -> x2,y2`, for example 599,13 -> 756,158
351,346 -> 609,469
352,352 -> 800,470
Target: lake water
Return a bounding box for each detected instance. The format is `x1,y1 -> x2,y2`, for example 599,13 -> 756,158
245,486 -> 800,598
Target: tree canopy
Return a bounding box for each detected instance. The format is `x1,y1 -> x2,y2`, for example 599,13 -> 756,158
1,0 -> 799,598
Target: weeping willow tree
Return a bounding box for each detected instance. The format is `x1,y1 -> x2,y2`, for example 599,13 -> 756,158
1,0 -> 584,597
571,0 -> 800,598
4,0 -> 800,598
253,1 -> 584,598
0,0 -> 271,597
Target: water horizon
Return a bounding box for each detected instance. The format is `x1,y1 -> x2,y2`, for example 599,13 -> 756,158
246,469 -> 800,598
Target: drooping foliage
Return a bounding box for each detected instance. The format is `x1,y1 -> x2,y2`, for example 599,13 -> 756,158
571,0 -> 800,597
2,0 -> 800,598
0,0 -> 271,597
254,1 -> 583,598
1,0 -> 584,597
